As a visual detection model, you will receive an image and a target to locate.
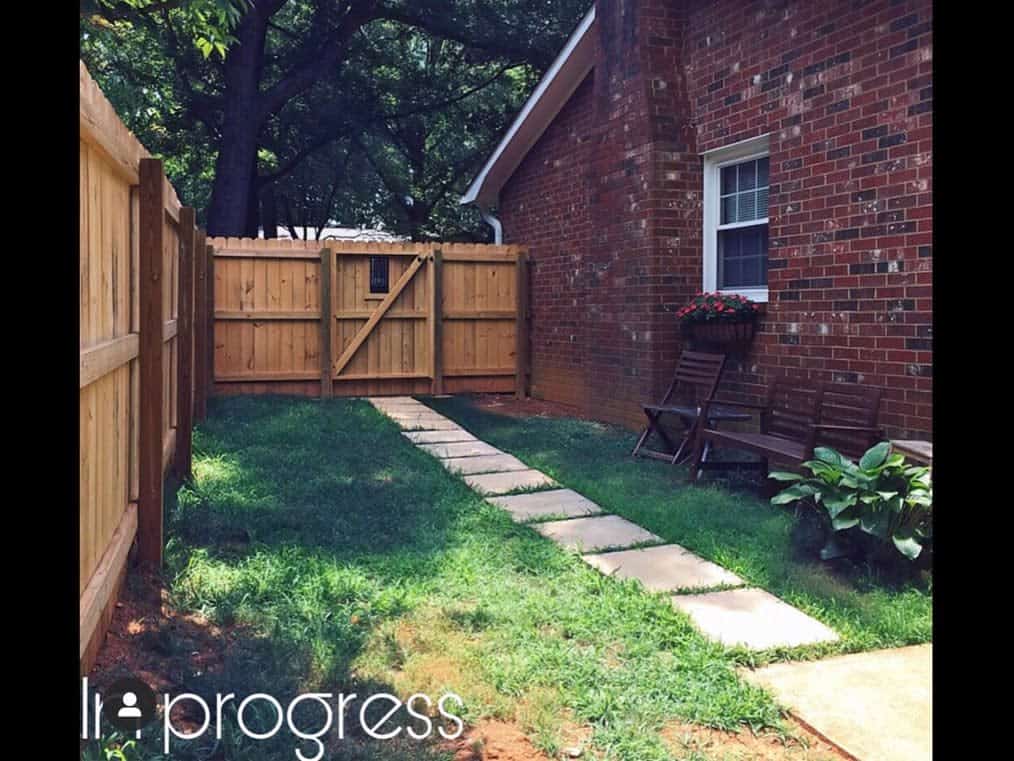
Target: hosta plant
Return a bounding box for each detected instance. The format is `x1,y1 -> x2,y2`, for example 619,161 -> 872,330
769,442 -> 933,562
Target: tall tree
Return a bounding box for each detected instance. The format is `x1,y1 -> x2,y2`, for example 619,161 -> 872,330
81,0 -> 591,238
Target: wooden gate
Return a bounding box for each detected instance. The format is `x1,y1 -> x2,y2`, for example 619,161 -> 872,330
209,238 -> 529,398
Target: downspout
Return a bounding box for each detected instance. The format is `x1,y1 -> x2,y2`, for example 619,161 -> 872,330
476,203 -> 503,244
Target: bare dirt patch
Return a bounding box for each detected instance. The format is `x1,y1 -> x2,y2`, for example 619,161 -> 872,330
661,718 -> 852,761
88,571 -> 237,697
444,719 -> 556,761
450,393 -> 586,421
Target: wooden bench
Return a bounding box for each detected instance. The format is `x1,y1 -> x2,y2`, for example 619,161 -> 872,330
690,379 -> 884,482
890,439 -> 932,466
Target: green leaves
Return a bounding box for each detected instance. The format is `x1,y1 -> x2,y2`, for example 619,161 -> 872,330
859,441 -> 890,470
769,441 -> 933,564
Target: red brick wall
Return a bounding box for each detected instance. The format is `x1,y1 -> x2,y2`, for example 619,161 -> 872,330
500,0 -> 932,439
499,73 -> 598,413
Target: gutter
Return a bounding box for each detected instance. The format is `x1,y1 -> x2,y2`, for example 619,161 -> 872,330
476,204 -> 504,244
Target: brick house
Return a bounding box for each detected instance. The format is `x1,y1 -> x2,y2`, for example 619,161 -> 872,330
460,0 -> 932,439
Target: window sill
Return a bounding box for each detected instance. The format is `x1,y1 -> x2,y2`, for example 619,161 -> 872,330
364,293 -> 388,301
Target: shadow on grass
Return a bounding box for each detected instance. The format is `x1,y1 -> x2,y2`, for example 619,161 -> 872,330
84,394 -> 808,761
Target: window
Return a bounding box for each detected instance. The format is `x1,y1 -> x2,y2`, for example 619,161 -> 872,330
703,135 -> 770,301
369,255 -> 389,294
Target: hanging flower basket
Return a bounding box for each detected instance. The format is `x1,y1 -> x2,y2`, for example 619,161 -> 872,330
677,292 -> 760,351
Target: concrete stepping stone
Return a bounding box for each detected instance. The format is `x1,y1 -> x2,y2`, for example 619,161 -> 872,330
534,515 -> 662,553
402,430 -> 477,444
442,454 -> 529,475
384,411 -> 449,422
463,469 -> 556,495
742,644 -> 931,761
369,400 -> 430,412
582,544 -> 744,593
670,588 -> 839,650
417,441 -> 503,458
394,418 -> 462,431
487,489 -> 603,523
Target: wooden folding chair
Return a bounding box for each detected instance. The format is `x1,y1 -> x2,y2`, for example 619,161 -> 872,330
631,350 -> 744,464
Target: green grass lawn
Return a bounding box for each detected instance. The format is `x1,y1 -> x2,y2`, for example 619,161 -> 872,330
84,394 -> 929,761
83,396 -> 793,761
424,396 -> 932,662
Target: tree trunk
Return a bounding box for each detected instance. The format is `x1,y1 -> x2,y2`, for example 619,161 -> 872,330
244,163 -> 261,237
261,183 -> 278,239
206,10 -> 269,237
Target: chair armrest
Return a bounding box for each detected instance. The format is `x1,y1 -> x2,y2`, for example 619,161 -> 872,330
699,398 -> 763,430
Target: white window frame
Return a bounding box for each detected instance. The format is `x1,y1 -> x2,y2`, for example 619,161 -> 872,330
702,134 -> 771,302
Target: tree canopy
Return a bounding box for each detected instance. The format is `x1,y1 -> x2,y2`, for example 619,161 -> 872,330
81,0 -> 590,240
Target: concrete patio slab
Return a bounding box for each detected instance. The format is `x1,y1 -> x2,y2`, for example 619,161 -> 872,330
402,429 -> 478,444
442,454 -> 529,475
487,489 -> 603,522
463,469 -> 556,495
417,441 -> 503,458
534,515 -> 662,553
671,588 -> 839,650
582,544 -> 744,593
742,645 -> 931,761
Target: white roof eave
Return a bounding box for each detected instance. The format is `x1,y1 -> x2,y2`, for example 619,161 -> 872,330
460,6 -> 597,209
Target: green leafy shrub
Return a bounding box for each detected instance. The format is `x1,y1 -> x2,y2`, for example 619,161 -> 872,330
769,442 -> 932,562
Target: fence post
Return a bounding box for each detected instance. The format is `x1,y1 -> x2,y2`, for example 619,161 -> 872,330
430,248 -> 443,395
175,208 -> 196,480
137,158 -> 165,568
206,243 -> 215,402
193,229 -> 208,422
319,247 -> 333,399
515,249 -> 529,400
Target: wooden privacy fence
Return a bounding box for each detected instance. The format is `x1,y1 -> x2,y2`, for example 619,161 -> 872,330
80,62 -> 212,674
208,238 -> 530,398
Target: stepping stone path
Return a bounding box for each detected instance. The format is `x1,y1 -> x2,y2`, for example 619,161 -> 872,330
367,396 -> 838,652
442,454 -> 529,475
583,544 -> 743,593
534,515 -> 661,552
464,469 -> 556,496
671,588 -> 839,650
403,430 -> 478,444
488,489 -> 602,522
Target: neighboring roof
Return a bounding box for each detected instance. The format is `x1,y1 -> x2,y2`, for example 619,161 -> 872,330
460,6 -> 597,208
259,226 -> 406,242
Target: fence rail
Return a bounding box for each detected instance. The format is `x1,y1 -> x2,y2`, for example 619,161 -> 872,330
208,238 -> 530,398
79,62 -> 210,675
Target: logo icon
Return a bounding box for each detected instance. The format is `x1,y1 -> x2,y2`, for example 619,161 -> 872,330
105,677 -> 157,732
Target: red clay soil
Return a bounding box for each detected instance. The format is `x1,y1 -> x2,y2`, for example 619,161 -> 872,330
444,719 -> 556,761
88,572 -> 230,694
661,719 -> 853,761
